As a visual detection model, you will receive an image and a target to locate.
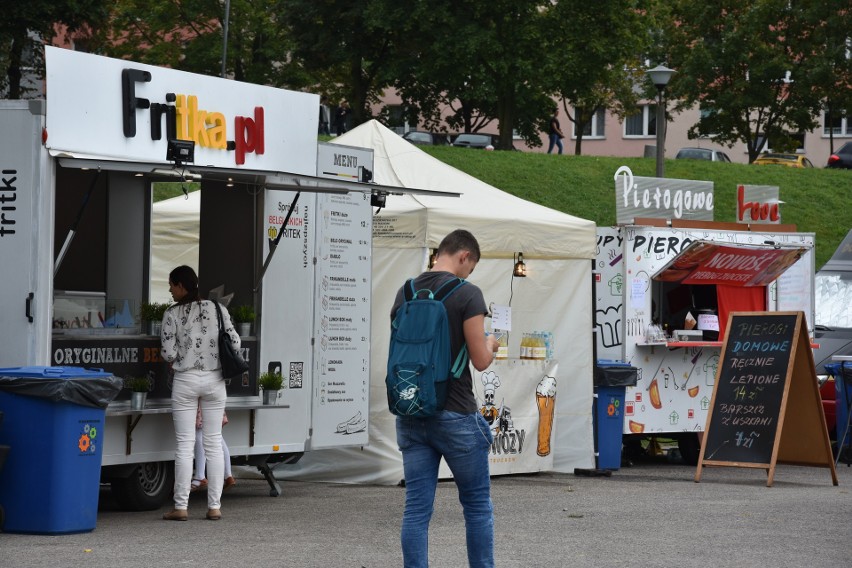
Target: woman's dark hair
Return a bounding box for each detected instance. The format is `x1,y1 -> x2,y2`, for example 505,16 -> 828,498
168,265 -> 202,305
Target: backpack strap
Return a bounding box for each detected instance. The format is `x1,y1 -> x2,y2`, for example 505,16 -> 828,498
433,277 -> 467,301
403,278 -> 417,301
451,345 -> 469,379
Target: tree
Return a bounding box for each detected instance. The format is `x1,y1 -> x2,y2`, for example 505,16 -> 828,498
389,0 -> 554,149
0,0 -> 108,98
801,3 -> 852,154
540,0 -> 649,155
92,0 -> 306,89
280,0 -> 405,128
663,0 -> 829,163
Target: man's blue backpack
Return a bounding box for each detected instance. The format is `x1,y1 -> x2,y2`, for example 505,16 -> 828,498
386,277 -> 469,417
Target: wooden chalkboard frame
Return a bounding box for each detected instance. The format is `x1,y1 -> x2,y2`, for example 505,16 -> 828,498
695,311 -> 838,487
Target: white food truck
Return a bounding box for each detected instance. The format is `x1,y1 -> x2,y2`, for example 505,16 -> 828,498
0,47 -> 450,510
595,169 -> 815,463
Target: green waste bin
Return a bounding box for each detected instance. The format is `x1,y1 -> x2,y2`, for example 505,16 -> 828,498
0,367 -> 123,534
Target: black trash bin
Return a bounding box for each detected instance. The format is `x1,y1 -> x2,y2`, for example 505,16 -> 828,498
593,361 -> 638,470
0,367 -> 123,534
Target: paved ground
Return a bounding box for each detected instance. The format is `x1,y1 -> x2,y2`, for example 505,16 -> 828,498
1,456 -> 850,568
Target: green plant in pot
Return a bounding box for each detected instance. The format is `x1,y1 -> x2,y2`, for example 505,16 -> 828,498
230,304 -> 256,336
258,371 -> 283,405
139,302 -> 170,335
126,376 -> 150,410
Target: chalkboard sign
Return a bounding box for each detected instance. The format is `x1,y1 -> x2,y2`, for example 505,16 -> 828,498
700,313 -> 797,464
696,311 -> 838,486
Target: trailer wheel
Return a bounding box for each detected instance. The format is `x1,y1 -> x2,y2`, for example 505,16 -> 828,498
110,461 -> 174,511
678,434 -> 701,466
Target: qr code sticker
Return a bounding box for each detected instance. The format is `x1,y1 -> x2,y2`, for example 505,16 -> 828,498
289,362 -> 304,389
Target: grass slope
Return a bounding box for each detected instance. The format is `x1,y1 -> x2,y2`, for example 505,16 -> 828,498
421,147 -> 851,269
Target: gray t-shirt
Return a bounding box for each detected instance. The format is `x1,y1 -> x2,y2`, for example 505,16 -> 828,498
390,271 -> 488,414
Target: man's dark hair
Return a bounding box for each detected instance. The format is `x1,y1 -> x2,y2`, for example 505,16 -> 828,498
168,265 -> 202,304
437,229 -> 481,262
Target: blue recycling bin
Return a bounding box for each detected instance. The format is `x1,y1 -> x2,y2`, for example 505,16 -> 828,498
827,362 -> 852,456
594,361 -> 638,471
0,367 -> 123,534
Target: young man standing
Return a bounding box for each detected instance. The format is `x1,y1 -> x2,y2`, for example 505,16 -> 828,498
391,229 -> 500,568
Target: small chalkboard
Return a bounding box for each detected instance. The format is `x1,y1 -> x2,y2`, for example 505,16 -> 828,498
695,311 -> 837,486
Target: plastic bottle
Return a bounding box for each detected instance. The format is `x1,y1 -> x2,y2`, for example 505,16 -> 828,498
533,332 -> 546,360
496,333 -> 508,360
520,333 -> 530,359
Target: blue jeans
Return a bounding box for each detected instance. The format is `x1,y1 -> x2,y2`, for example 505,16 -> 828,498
547,133 -> 563,154
396,411 -> 494,568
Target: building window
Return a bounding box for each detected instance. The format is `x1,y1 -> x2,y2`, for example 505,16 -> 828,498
824,111 -> 852,137
573,108 -> 605,139
624,105 -> 656,137
756,132 -> 806,153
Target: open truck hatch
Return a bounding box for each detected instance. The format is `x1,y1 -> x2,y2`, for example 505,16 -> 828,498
652,240 -> 807,287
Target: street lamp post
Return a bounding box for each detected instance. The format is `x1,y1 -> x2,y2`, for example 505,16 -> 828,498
647,65 -> 675,178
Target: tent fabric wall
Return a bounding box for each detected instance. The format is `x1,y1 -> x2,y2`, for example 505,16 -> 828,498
150,190 -> 200,304
151,121 -> 598,483
280,121 -> 596,482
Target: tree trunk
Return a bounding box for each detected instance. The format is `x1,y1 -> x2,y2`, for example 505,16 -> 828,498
496,88 -> 516,151
6,33 -> 25,99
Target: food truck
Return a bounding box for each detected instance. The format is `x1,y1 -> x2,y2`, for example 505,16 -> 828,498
595,169 -> 815,464
0,47 -> 450,510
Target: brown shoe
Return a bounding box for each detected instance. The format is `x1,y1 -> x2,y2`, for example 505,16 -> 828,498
163,509 -> 188,521
224,476 -> 236,491
206,508 -> 222,521
190,479 -> 208,493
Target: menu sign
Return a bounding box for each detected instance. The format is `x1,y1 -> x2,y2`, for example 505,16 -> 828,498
310,191 -> 372,449
696,312 -> 837,486
701,313 -> 796,465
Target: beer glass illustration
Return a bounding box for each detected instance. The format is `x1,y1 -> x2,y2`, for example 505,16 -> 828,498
536,375 -> 557,456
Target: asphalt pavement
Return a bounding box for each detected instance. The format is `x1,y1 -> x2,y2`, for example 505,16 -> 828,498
1,455 -> 850,568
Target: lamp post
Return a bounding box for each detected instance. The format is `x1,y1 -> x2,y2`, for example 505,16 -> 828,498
647,65 -> 675,178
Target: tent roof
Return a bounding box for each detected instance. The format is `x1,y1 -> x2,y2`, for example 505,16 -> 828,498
333,121 -> 596,259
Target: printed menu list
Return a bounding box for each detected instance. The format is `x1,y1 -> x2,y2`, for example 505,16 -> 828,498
313,192 -> 371,444
702,313 -> 797,465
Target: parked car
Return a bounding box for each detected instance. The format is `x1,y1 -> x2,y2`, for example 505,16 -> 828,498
451,133 -> 499,149
827,141 -> 852,169
402,131 -> 450,146
753,153 -> 814,168
674,147 -> 732,162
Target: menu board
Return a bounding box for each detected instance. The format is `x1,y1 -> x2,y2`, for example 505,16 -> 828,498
701,313 -> 797,465
696,311 -> 838,486
310,191 -> 372,448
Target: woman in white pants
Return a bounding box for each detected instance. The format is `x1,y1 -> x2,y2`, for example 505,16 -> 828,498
160,265 -> 240,521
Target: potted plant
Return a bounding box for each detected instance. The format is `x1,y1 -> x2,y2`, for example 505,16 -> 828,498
126,376 -> 150,410
139,302 -> 170,336
258,371 -> 284,405
230,304 -> 256,337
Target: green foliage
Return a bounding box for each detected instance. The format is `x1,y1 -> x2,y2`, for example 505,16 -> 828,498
94,0 -> 303,88
540,0 -> 650,155
125,376 -> 150,392
139,301 -> 170,322
662,0 -> 837,163
230,304 -> 255,323
0,0 -> 109,98
421,146 -> 852,269
258,371 -> 283,390
153,182 -> 200,203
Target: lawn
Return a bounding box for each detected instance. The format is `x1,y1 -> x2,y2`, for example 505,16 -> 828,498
420,147 -> 852,269
154,143 -> 851,269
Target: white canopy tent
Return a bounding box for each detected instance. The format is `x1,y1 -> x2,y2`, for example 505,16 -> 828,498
280,121 -> 597,482
151,120 -> 598,482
